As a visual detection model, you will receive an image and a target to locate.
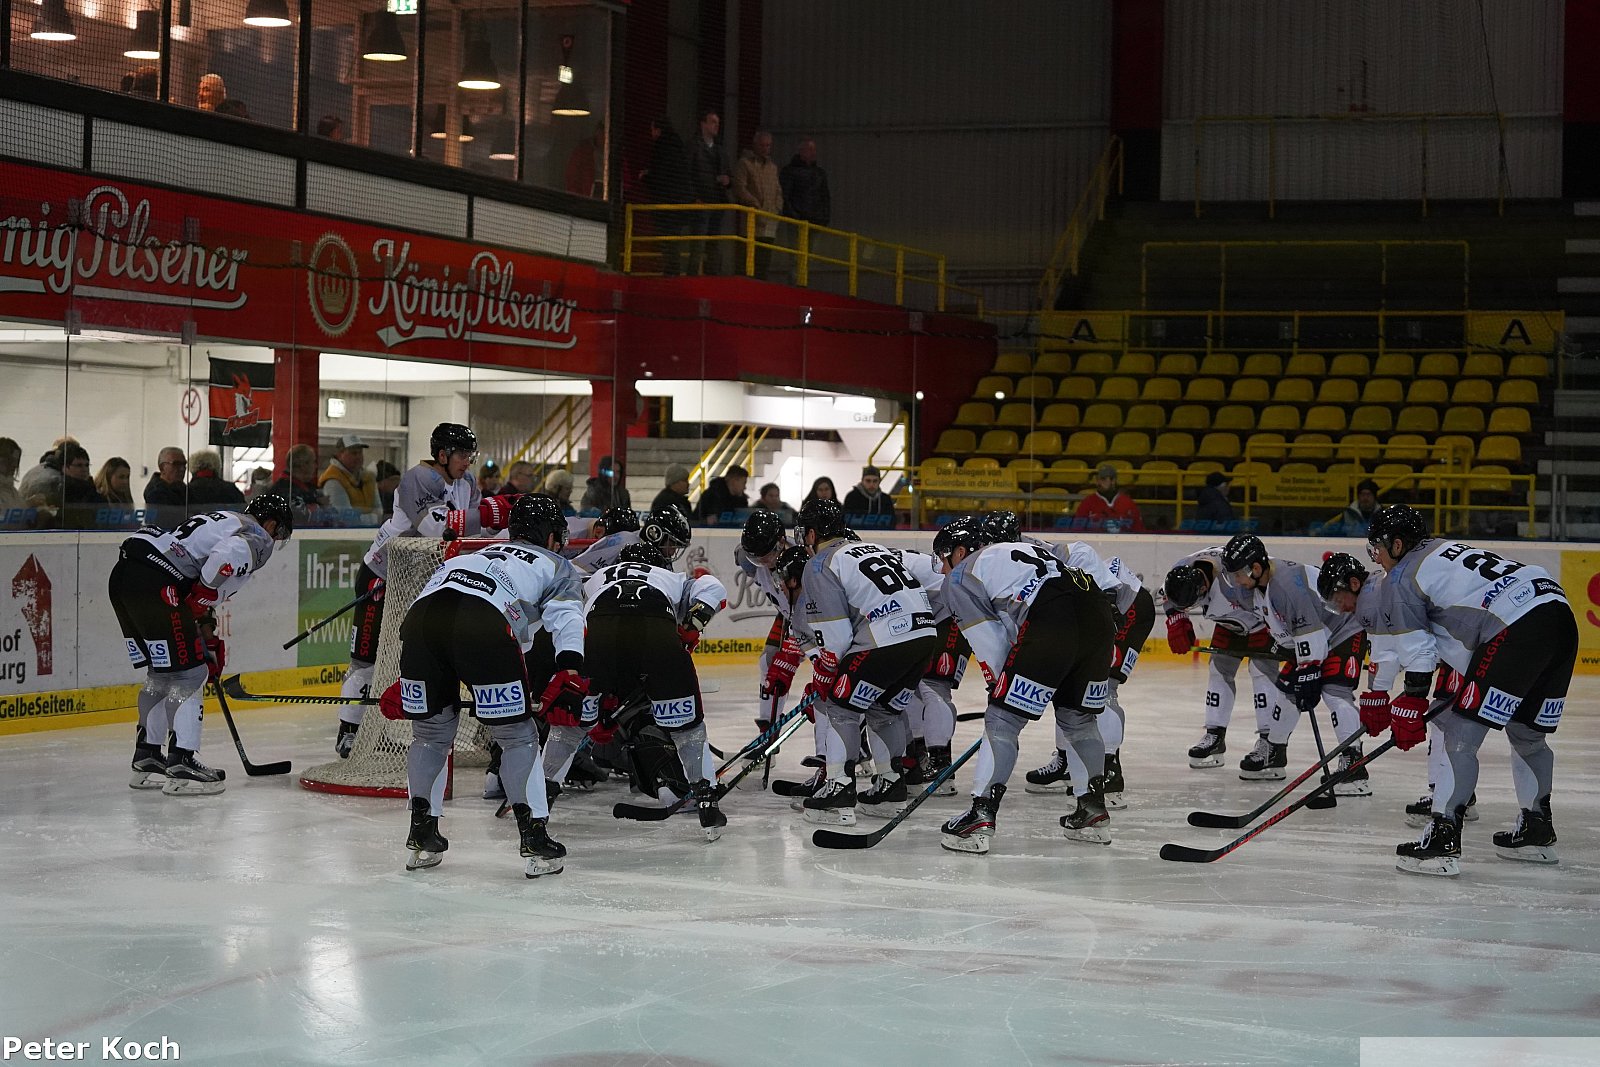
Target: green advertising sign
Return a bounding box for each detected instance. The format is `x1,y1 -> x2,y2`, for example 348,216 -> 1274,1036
297,540 -> 371,667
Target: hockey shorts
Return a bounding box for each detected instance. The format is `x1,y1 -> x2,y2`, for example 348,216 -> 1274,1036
1454,601 -> 1577,734
347,562 -> 385,667
1110,587 -> 1155,683
923,615 -> 970,686
828,635 -> 939,715
1209,622 -> 1276,659
992,576 -> 1114,720
1321,630 -> 1366,691
108,543 -> 204,675
397,588 -> 532,722
586,611 -> 704,730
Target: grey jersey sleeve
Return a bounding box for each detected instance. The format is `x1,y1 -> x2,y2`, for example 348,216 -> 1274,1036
942,562 -> 1010,673
534,558 -> 587,659
801,551 -> 855,655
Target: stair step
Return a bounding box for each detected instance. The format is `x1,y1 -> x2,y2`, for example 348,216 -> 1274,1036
1558,277 -> 1600,293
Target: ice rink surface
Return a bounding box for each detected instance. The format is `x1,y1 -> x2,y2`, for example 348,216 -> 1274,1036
1,659 -> 1596,1067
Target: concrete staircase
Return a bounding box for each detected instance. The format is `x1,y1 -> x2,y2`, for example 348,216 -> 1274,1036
622,435 -> 785,502
1548,201 -> 1600,538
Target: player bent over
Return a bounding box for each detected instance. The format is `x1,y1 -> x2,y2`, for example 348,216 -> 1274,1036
935,516 -> 1116,853
890,541 -> 968,798
570,506 -> 643,572
736,509 -> 795,733
109,495 -> 293,796
386,495 -> 585,878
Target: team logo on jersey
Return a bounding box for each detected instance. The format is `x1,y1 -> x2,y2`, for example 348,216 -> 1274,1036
161,585 -> 180,607
1479,686 -> 1521,726
1457,681 -> 1480,711
445,570 -> 495,594
400,679 -> 428,716
652,696 -> 697,727
1002,672 -> 1053,716
471,681 -> 525,719
147,640 -> 171,668
217,562 -> 235,578
1480,575 -> 1517,608
1536,697 -> 1564,729
847,680 -> 885,710
866,598 -> 902,621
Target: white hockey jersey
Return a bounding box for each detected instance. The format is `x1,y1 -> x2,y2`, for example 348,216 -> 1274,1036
1351,568 -> 1470,690
942,540 -> 1087,673
1385,539 -> 1568,659
571,530 -> 641,573
1172,546 -> 1263,633
584,559 -> 727,625
802,539 -> 936,657
363,463 -> 482,578
895,548 -> 953,622
127,511 -> 276,601
414,541 -> 583,654
1028,536 -> 1140,616
1251,559 -> 1364,664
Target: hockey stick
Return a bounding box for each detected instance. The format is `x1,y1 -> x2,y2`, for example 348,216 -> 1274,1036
1161,711 -> 1440,862
811,736 -> 983,850
282,587 -> 379,650
1186,720 -> 1369,828
1301,705 -> 1338,810
219,675 -> 485,711
210,680 -> 292,776
1196,644 -> 1293,661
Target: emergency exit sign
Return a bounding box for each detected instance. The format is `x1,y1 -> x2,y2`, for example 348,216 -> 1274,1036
386,0 -> 417,14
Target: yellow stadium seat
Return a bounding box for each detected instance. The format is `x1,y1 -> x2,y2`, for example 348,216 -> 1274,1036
1015,374 -> 1054,400
1229,378 -> 1271,403
1167,404 -> 1210,431
1188,459 -> 1226,476
1101,458 -> 1135,479
974,375 -> 1012,399
934,429 -> 976,453
1198,352 -> 1240,377
1156,353 -> 1198,377
1450,379 -> 1493,405
1434,435 -> 1476,464
1395,408 -> 1439,433
997,402 -> 1036,427
1107,431 -> 1151,458
1231,460 -> 1272,482
1497,379 -> 1539,405
1284,353 -> 1326,377
1247,432 -> 1288,459
1302,407 -> 1346,433
1242,353 -> 1284,377
1417,352 -> 1459,377
1405,379 -> 1449,405
1507,355 -> 1548,378
1212,405 -> 1255,431
1462,354 -> 1503,378
1374,463 -> 1418,487
1273,378 -> 1315,404
1316,379 -> 1360,404
1124,403 -> 1166,430
1441,408 -> 1485,433
1477,436 -> 1523,464
1360,379 -> 1404,405
1039,402 -> 1080,429
1349,406 -> 1394,433
1008,458 -> 1047,488
1337,434 -> 1381,460
954,402 -> 994,426
1064,431 -> 1108,457
1033,351 -> 1073,376
1293,433 -> 1334,460
1184,378 -> 1226,403
1134,460 -> 1181,487
1099,376 -> 1140,401
977,430 -> 1019,454
1081,403 -> 1122,429
1197,432 -> 1242,459
1329,353 -> 1371,377
993,351 -> 1032,375
1258,405 -> 1300,432
1028,487 -> 1073,513
1141,377 -> 1183,402
1279,461 -> 1319,476
1372,353 -> 1415,378
963,456 -> 1000,470
1152,431 -> 1196,459
1046,459 -> 1091,486
1021,430 -> 1064,456
1075,352 -> 1115,376
1488,408 -> 1532,435
1468,464 -> 1512,492
1386,434 -> 1430,460
920,458 -> 957,477
1056,376 -> 1096,400
1116,352 -> 1156,376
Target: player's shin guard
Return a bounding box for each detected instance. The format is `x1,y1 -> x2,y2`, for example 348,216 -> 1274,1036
165,665 -> 209,752
406,797 -> 448,871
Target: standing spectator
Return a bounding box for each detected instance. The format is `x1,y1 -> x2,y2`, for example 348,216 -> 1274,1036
842,465 -> 892,518
504,461 -> 540,495
0,437 -> 28,516
375,459 -> 402,519
640,116 -> 692,276
802,475 -> 838,509
686,109 -> 732,276
652,464 -> 695,519
186,449 -> 246,512
143,446 -> 190,526
565,120 -> 605,198
1074,463 -> 1144,533
1340,478 -> 1380,536
197,73 -> 227,112
272,443 -> 327,519
316,114 -> 345,141
732,130 -> 782,279
781,137 -> 832,279
95,457 -> 135,506
579,454 -> 631,514
1194,471 -> 1235,526
695,464 -> 749,524
318,435 -> 377,522
543,469 -> 578,516
755,482 -> 797,525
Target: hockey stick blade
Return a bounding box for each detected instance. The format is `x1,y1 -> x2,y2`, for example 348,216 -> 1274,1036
1186,723 -> 1369,828
811,737 -> 983,850
211,683 -> 291,776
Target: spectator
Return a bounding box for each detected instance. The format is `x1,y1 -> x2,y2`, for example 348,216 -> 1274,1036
504,461 -> 540,494
122,66 -> 158,99
316,114 -> 345,141
732,130 -> 782,278
58,444 -> 104,529
843,465 -> 893,518
543,469 -> 577,516
246,466 -> 274,499
686,109 -> 731,276
0,437 -> 26,515
272,443 -> 327,517
565,119 -> 605,198
652,464 -> 695,519
1074,463 -> 1144,533
197,73 -> 226,112
755,482 -> 797,525
1340,478 -> 1381,536
143,445 -> 189,526
640,116 -> 692,276
1194,471 -> 1235,526
781,136 -> 832,227
479,460 -> 504,495
375,459 -> 402,519
94,457 -> 135,505
19,437 -> 79,503
317,434 -> 376,520
579,454 -> 631,514
215,98 -> 251,120
802,475 -> 838,509
186,449 -> 246,511
695,463 -> 749,524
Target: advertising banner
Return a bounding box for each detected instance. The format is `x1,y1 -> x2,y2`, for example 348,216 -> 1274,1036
296,539 -> 373,667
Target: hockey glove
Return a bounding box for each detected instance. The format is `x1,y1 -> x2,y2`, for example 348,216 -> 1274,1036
764,636 -> 804,697
677,625 -> 701,653
539,669 -> 589,728
1165,612 -> 1196,655
1358,690 -> 1392,736
1389,694 -> 1428,751
1290,659 -> 1324,712
186,583 -> 222,617
588,720 -> 618,746
477,494 -> 521,531
801,650 -> 839,715
203,636 -> 226,683
368,578 -> 385,603
379,681 -> 405,721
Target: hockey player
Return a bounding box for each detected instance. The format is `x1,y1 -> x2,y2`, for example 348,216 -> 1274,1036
570,506 -> 643,571
336,423 -> 520,759
1162,549 -> 1284,769
736,509 -> 796,732
111,494 -> 294,795
385,494 -> 584,878
1221,534 -> 1368,789
936,516 -> 1116,853
1352,506 -> 1573,875
795,498 -> 938,826
890,541 -> 967,798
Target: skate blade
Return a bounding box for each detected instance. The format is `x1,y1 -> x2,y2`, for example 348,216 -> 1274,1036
1495,845 -> 1557,864
1238,769 -> 1287,781
940,834 -> 990,854
129,771 -> 167,790
1062,825 -> 1113,845
1024,781 -> 1073,795
1395,855 -> 1459,877
1463,806 -> 1479,822
524,857 -> 564,878
406,849 -> 444,871
1333,780 -> 1373,797
162,778 -> 225,796
859,803 -> 907,820
1103,791 -> 1127,811
852,762 -> 877,778
802,807 -> 857,826
701,825 -> 724,843
1189,755 -> 1224,768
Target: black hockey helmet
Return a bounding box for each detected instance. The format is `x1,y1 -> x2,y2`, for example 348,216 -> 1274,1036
979,510 -> 1021,545
1221,533 -> 1268,575
1367,504 -> 1430,561
1163,563 -> 1209,610
794,497 -> 850,545
618,541 -> 669,569
509,493 -> 568,549
741,508 -> 786,557
932,515 -> 985,563
598,505 -> 642,535
640,504 -> 692,561
775,545 -> 810,586
245,492 -> 293,542
1317,552 -> 1369,600
429,422 -> 478,461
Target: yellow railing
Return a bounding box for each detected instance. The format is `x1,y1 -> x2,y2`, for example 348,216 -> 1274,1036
1039,134 -> 1124,308
622,203 -> 983,314
508,396 -> 589,476
690,424 -> 771,496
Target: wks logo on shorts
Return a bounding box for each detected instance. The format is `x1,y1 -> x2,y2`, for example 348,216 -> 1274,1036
652,696 -> 697,728
400,679 -> 428,716
1002,673 -> 1054,716
147,640 -> 171,668
1120,648 -> 1140,677
1478,686 -> 1521,726
847,680 -> 885,710
472,681 -> 525,719
124,638 -> 144,666
580,694 -> 602,725
1536,697 -> 1564,729
1082,679 -> 1110,710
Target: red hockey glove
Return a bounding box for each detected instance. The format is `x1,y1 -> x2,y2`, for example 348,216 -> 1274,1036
1165,613 -> 1196,655
678,625 -> 701,653
368,578 -> 385,603
764,637 -> 804,697
1389,694 -> 1428,751
379,681 -> 405,720
539,669 -> 589,727
477,494 -> 521,531
1358,690 -> 1392,736
801,650 -> 839,715
203,636 -> 226,683
186,583 -> 222,617
588,721 -> 617,745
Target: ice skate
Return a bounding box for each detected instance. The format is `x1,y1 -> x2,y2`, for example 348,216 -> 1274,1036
801,773 -> 857,826
852,757 -> 877,779
405,797 -> 448,871
900,738 -> 930,785
1493,797 -> 1557,864
1024,748 -> 1072,795
1396,813 -> 1461,877
563,753 -> 607,792
800,754 -> 825,769
775,765 -> 825,802
921,744 -> 956,796
1238,733 -> 1287,781
692,779 -> 727,842
513,803 -> 565,877
1102,752 -> 1127,810
482,770 -> 505,801
161,749 -> 226,796
1188,726 -> 1226,768
941,784 -> 1004,854
129,737 -> 168,790
1060,774 -> 1112,844
334,720 -> 359,759
1331,746 -> 1371,797
858,774 -> 908,819
1405,791 -> 1477,829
